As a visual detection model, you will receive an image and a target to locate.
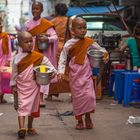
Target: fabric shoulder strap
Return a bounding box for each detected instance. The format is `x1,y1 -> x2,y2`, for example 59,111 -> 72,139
17,51 -> 44,74
28,18 -> 54,36
69,37 -> 94,64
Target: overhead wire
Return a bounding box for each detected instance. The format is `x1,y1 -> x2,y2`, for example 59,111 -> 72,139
109,0 -> 132,35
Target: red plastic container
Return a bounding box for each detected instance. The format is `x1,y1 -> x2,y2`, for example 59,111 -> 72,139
112,63 -> 126,69
1,72 -> 12,94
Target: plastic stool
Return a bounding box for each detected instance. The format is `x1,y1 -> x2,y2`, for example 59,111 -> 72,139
92,68 -> 99,76
109,69 -> 125,102
122,72 -> 140,106
114,69 -> 126,103
131,85 -> 140,102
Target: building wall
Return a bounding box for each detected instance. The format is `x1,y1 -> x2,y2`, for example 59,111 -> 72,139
120,0 -> 140,20
120,0 -> 140,6
0,0 -> 7,31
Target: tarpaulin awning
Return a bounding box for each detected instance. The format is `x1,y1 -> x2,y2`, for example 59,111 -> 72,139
66,6 -> 125,16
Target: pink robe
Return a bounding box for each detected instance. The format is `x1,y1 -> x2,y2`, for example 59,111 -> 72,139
17,64 -> 40,116
69,55 -> 96,116
24,18 -> 58,94
58,38 -> 96,116
0,34 -> 12,94
24,18 -> 58,68
10,50 -> 57,116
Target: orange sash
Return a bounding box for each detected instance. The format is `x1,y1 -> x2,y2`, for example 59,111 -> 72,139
0,32 -> 9,55
28,18 -> 54,52
69,37 -> 94,65
17,51 -> 43,74
28,18 -> 54,36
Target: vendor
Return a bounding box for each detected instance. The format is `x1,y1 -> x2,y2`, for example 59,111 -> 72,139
117,22 -> 140,72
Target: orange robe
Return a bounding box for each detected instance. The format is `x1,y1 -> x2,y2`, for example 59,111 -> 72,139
49,17 -> 72,94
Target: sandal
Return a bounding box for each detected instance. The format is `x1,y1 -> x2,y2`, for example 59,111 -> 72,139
85,118 -> 94,129
27,128 -> 37,135
18,128 -> 26,139
40,102 -> 46,107
75,120 -> 84,130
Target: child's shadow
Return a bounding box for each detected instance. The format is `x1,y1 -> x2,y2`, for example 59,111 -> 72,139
1,130 -> 40,140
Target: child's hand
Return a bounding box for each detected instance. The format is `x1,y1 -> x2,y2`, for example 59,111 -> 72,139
57,73 -> 65,82
49,72 -> 56,79
11,86 -> 17,94
103,51 -> 109,64
14,96 -> 18,111
5,61 -> 10,67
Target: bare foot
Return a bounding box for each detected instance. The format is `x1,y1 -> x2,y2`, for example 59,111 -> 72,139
75,120 -> 84,130
85,117 -> 94,129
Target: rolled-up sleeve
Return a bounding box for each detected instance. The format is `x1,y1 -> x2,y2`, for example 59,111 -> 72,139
91,42 -> 106,52
58,46 -> 68,74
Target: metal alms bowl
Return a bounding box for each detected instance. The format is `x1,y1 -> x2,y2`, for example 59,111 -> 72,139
36,34 -> 49,50
34,66 -> 53,85
37,42 -> 48,50
87,49 -> 104,68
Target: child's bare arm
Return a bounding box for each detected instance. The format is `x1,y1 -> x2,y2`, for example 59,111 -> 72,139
10,59 -> 18,110
11,86 -> 18,110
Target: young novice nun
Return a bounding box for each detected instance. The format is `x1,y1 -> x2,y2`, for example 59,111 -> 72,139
0,17 -> 12,103
58,17 -> 109,130
10,31 -> 57,139
23,1 -> 58,106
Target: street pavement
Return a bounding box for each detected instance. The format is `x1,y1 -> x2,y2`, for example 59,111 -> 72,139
0,93 -> 140,140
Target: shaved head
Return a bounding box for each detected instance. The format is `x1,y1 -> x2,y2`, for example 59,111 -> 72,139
71,16 -> 87,39
17,31 -> 33,52
32,1 -> 43,10
17,31 -> 32,42
72,17 -> 86,29
17,31 -> 32,45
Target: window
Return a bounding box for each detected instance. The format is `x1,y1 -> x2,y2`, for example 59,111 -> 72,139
87,22 -> 103,30
87,21 -> 122,31
81,14 -> 126,31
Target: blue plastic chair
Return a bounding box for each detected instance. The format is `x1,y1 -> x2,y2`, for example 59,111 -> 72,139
114,69 -> 126,103
122,72 -> 140,106
109,69 -> 125,102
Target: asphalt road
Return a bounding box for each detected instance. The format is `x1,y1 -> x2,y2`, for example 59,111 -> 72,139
0,94 -> 140,140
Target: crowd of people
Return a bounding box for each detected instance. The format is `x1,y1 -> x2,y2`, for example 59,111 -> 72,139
1,0 -> 140,140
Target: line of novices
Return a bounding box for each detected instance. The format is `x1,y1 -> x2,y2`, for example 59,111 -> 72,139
0,1 -> 110,139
